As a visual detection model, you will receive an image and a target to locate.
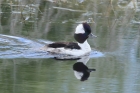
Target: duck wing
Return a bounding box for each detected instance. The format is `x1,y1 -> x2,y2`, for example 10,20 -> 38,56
47,42 -> 81,49
65,42 -> 81,49
47,42 -> 67,48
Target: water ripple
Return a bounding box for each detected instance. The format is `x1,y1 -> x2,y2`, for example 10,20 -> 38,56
0,34 -> 104,59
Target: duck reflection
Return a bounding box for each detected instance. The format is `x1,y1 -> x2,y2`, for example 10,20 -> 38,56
73,55 -> 96,81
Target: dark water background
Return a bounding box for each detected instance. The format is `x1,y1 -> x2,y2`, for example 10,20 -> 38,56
0,0 -> 140,93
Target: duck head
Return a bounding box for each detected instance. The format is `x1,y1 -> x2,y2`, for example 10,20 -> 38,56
74,23 -> 96,43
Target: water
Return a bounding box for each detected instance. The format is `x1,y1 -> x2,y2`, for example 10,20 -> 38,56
0,0 -> 140,93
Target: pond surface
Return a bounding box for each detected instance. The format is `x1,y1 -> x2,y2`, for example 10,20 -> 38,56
0,0 -> 140,93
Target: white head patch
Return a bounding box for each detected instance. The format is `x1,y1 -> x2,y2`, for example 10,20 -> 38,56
75,24 -> 85,34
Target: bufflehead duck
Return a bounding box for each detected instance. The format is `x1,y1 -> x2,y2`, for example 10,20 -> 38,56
45,23 -> 96,57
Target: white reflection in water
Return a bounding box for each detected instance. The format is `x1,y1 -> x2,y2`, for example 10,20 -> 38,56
53,7 -> 85,12
73,55 -> 96,81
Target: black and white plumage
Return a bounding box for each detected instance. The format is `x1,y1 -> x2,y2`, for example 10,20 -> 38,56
73,62 -> 96,81
44,23 -> 96,57
47,42 -> 81,49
